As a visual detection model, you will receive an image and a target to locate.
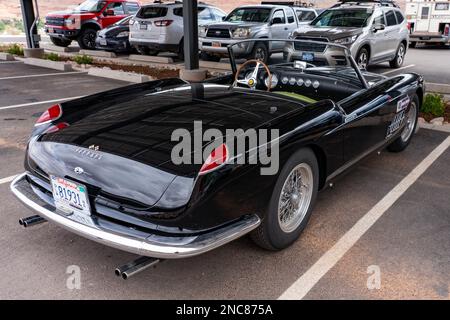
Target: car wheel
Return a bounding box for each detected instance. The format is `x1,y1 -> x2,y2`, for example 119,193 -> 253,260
177,39 -> 184,61
250,42 -> 269,64
387,94 -> 419,153
77,28 -> 97,50
136,46 -> 158,55
356,47 -> 369,69
50,37 -> 71,47
389,43 -> 406,68
251,148 -> 319,250
409,41 -> 417,48
200,52 -> 221,62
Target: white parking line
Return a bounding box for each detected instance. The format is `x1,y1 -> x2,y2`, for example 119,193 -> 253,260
0,174 -> 18,185
279,135 -> 450,300
0,71 -> 86,81
0,96 -> 85,111
381,64 -> 415,75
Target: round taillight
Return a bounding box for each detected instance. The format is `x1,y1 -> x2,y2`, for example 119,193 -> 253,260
36,104 -> 62,125
199,143 -> 229,175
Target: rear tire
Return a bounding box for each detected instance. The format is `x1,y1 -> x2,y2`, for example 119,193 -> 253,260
251,148 -> 319,250
136,46 -> 158,55
177,38 -> 184,61
77,28 -> 97,50
50,37 -> 71,47
389,43 -> 406,68
200,51 -> 221,62
387,94 -> 419,152
409,41 -> 417,48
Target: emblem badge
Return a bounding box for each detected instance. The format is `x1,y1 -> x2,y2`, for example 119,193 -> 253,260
74,167 -> 84,175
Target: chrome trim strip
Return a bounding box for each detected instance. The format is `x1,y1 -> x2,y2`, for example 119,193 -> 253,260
10,173 -> 261,259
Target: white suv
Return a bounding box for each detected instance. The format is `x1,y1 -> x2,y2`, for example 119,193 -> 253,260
129,2 -> 226,59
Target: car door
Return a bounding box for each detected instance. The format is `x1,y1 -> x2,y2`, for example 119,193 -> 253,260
270,9 -> 288,51
383,9 -> 400,57
339,78 -> 404,162
369,10 -> 389,61
101,2 -> 127,27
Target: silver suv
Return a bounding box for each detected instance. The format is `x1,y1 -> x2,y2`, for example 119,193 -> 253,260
284,0 -> 409,69
199,5 -> 303,63
129,2 -> 226,59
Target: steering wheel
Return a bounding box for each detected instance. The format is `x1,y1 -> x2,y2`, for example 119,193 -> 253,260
232,59 -> 272,92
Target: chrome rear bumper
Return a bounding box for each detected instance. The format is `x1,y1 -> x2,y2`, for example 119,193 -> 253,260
10,173 -> 261,259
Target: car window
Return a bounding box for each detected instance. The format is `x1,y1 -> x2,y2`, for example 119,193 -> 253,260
385,10 -> 397,26
106,2 -> 125,15
73,0 -> 107,13
372,11 -> 385,25
272,9 -> 286,24
114,15 -> 131,26
211,8 -> 226,21
296,10 -> 316,22
286,9 -> 295,24
435,3 -> 450,10
420,6 -> 430,19
137,6 -> 167,19
225,7 -> 271,23
394,11 -> 404,23
311,8 -> 373,27
125,2 -> 139,14
173,6 -> 211,18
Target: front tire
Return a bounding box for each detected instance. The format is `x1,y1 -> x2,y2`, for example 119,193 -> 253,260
251,148 -> 319,250
389,43 -> 406,68
200,51 -> 221,62
77,28 -> 97,50
250,42 -> 269,64
356,47 -> 369,69
50,37 -> 71,47
387,94 -> 419,152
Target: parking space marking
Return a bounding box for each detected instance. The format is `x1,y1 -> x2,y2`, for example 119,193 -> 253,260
381,64 -> 415,75
0,174 -> 18,185
0,61 -> 22,64
279,135 -> 450,300
0,71 -> 86,81
0,96 -> 85,111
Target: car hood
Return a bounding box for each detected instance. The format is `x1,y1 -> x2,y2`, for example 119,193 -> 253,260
46,11 -> 97,19
293,26 -> 362,41
30,83 -> 305,207
206,21 -> 263,30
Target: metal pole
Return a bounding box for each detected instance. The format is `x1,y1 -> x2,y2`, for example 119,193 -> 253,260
183,0 -> 199,70
20,0 -> 39,48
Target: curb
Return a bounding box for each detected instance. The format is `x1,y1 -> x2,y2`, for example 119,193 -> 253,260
128,54 -> 173,64
24,58 -> 73,71
426,83 -> 450,95
42,44 -> 80,53
87,67 -> 153,83
0,52 -> 14,61
419,122 -> 450,133
79,49 -> 117,58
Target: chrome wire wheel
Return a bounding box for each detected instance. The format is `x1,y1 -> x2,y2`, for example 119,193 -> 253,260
397,45 -> 405,66
278,163 -> 314,233
400,100 -> 417,142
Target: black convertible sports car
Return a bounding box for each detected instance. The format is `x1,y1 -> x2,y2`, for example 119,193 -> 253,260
11,40 -> 423,272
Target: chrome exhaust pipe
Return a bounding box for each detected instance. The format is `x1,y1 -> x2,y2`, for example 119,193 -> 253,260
115,256 -> 161,280
19,215 -> 46,227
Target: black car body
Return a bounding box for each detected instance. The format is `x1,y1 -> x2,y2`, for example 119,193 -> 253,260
95,15 -> 133,52
11,39 -> 424,260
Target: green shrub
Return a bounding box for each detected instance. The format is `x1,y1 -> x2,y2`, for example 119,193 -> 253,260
72,54 -> 93,65
421,93 -> 445,117
6,43 -> 24,56
45,52 -> 60,61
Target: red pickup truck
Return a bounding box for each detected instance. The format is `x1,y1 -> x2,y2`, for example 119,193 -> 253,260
45,0 -> 140,49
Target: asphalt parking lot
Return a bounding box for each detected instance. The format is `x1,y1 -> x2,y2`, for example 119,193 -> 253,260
0,61 -> 449,299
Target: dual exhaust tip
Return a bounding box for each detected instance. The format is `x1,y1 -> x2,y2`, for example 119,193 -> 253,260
19,215 -> 161,279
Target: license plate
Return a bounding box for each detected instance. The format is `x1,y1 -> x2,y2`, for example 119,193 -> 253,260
302,52 -> 314,62
100,39 -> 107,46
421,37 -> 430,40
212,41 -> 221,48
50,176 -> 91,216
140,24 -> 147,30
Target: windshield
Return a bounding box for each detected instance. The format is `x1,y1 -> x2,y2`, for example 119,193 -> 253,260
73,0 -> 107,12
114,15 -> 131,26
311,8 -> 373,28
225,8 -> 272,23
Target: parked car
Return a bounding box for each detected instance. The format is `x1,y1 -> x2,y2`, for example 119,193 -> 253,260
285,0 -> 409,69
95,15 -> 134,52
129,2 -> 226,59
44,0 -> 140,50
406,0 -> 450,47
199,4 -> 300,63
11,39 -> 423,271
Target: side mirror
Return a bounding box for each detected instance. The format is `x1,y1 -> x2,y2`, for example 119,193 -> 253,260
271,17 -> 283,25
104,9 -> 114,16
372,23 -> 385,32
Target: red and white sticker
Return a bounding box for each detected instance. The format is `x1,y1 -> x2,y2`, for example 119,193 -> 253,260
397,96 -> 410,113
